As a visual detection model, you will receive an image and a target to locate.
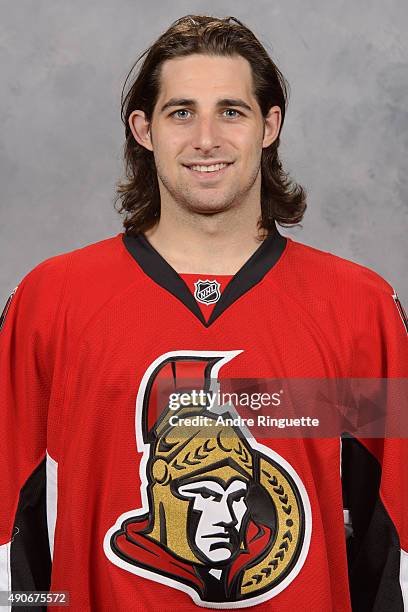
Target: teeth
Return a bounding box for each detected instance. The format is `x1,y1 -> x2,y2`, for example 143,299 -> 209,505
189,163 -> 228,172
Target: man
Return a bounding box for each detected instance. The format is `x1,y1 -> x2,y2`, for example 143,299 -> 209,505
1,14 -> 407,612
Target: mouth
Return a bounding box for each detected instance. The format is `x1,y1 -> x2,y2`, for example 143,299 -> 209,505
202,532 -> 231,540
183,162 -> 233,180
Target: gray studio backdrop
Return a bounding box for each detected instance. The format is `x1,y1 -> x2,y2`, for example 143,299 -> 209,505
1,1 -> 407,305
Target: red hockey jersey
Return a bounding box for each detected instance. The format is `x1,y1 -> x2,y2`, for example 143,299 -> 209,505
1,227 -> 407,611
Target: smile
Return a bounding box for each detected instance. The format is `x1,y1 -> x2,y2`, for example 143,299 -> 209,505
184,162 -> 232,178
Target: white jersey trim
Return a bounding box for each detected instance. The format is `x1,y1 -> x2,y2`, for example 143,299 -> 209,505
401,548 -> 408,611
0,541 -> 11,611
46,451 -> 58,559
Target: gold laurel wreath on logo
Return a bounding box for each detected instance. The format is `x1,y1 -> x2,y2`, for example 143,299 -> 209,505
240,457 -> 302,595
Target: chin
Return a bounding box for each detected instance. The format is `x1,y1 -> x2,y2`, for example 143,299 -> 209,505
207,551 -> 232,563
184,199 -> 235,215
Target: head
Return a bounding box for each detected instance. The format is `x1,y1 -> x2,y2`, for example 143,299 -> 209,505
177,477 -> 248,564
146,411 -> 254,565
115,14 -> 306,235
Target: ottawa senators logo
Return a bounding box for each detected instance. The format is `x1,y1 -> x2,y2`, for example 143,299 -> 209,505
104,350 -> 312,608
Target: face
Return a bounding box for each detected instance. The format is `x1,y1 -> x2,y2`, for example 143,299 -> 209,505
177,478 -> 248,564
129,54 -> 281,216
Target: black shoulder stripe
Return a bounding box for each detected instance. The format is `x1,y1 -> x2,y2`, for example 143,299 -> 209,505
10,457 -> 51,609
341,435 -> 404,611
392,292 -> 408,335
0,285 -> 18,333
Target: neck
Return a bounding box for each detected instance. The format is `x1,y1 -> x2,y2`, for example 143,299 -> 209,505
144,200 -> 268,276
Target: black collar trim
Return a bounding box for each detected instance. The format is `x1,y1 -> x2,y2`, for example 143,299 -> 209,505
123,227 -> 287,327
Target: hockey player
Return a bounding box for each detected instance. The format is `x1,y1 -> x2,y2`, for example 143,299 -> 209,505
1,14 -> 407,612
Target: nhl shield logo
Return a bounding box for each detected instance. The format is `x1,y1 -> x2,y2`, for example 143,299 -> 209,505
194,279 -> 221,305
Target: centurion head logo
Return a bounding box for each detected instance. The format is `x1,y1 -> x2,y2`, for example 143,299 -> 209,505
104,350 -> 311,608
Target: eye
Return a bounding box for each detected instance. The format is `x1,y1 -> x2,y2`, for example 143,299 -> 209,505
171,109 -> 191,120
223,109 -> 242,118
232,492 -> 246,503
200,492 -> 216,500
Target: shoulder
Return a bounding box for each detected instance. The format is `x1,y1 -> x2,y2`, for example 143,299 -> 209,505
285,238 -> 395,300
12,233 -> 134,302
2,234 -> 130,331
22,233 -> 123,284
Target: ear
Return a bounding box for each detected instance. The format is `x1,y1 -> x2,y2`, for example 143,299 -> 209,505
128,110 -> 154,152
262,105 -> 282,148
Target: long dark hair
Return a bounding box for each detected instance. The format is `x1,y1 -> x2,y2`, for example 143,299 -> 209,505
114,14 -> 307,235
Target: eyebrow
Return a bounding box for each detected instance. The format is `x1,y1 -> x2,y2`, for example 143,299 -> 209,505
160,97 -> 253,114
185,486 -> 222,501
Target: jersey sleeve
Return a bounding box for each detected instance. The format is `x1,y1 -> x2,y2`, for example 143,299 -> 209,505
341,274 -> 408,611
0,256 -> 69,601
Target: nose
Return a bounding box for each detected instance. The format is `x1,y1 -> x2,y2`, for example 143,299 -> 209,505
214,499 -> 237,528
191,116 -> 221,153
